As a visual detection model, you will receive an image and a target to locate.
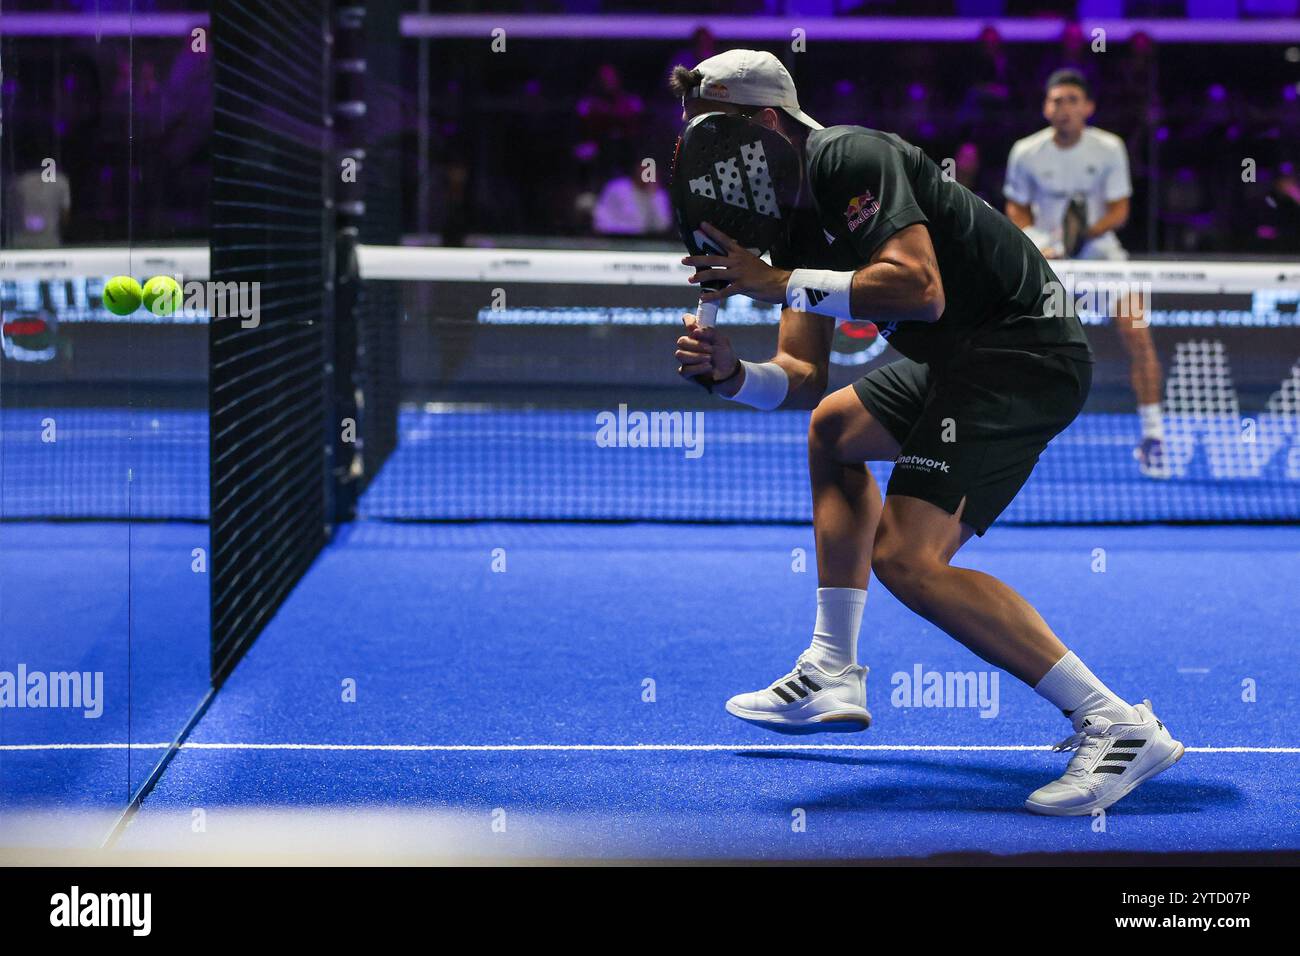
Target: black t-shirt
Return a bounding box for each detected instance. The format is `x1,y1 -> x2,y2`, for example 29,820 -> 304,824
773,125 -> 1092,367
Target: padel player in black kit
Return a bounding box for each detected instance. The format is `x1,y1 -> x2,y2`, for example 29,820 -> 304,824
669,51 -> 1182,815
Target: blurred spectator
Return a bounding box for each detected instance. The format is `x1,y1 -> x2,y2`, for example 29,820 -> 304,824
5,166 -> 72,248
1119,32 -> 1157,98
899,80 -> 939,147
953,141 -> 997,203
575,63 -> 645,176
1161,167 -> 1211,252
515,77 -> 581,233
875,45 -> 943,148
1266,165 -> 1300,250
134,56 -> 169,236
1037,21 -> 1100,100
1112,31 -> 1159,137
441,161 -> 470,247
666,26 -> 716,76
157,42 -> 213,232
1245,162 -> 1300,254
815,77 -> 869,129
961,26 -> 1012,119
955,26 -> 1016,149
591,158 -> 672,236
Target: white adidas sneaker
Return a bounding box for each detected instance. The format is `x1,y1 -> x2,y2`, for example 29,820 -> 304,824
1025,700 -> 1184,816
725,655 -> 871,734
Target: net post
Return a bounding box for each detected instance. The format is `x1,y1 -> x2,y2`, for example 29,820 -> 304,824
330,0 -> 403,523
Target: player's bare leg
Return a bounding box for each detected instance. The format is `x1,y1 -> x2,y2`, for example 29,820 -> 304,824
808,386 -> 899,590
723,386 -> 896,732
1115,293 -> 1162,405
871,494 -> 1066,682
1115,290 -> 1167,476
869,492 -> 1182,814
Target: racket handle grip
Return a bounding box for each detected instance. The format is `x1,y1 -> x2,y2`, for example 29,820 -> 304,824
690,298 -> 719,390
694,299 -> 718,330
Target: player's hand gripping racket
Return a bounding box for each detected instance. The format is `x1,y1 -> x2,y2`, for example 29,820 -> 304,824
669,111 -> 801,388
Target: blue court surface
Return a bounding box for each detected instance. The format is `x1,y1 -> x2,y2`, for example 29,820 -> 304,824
0,521 -> 208,848
112,521 -> 1300,861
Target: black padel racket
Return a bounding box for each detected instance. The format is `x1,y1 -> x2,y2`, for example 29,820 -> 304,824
670,111 -> 802,332
1063,193 -> 1089,258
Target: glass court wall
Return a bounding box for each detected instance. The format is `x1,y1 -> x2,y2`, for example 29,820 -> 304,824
0,6 -> 212,846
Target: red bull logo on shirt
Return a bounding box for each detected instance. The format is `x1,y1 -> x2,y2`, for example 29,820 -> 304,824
844,190 -> 881,232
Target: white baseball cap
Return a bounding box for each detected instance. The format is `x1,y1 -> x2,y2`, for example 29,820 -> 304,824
686,49 -> 824,131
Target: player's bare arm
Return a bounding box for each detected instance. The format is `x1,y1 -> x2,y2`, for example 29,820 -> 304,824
1004,198 -> 1059,257
1088,196 -> 1129,239
684,221 -> 944,324
1004,198 -> 1034,230
848,223 -> 945,324
674,307 -> 831,408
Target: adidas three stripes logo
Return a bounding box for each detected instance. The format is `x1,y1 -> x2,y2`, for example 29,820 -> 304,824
772,674 -> 823,703
1093,739 -> 1145,775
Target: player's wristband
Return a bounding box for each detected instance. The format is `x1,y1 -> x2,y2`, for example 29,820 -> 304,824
786,269 -> 854,321
722,360 -> 788,411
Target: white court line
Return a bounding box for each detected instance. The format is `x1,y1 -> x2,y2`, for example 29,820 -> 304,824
2,742 -> 1299,754
0,743 -> 171,750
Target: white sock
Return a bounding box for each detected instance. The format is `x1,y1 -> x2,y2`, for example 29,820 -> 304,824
1138,403 -> 1164,441
806,587 -> 866,673
1035,651 -> 1137,727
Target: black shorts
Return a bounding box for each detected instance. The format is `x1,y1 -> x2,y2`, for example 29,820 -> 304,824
852,346 -> 1092,535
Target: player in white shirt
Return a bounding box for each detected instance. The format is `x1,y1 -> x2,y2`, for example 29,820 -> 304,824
592,170 -> 672,236
1004,69 -> 1167,477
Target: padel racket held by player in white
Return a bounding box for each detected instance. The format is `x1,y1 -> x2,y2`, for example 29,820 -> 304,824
1063,193 -> 1089,259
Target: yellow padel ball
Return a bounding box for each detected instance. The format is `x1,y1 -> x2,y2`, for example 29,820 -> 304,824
102,275 -> 143,316
142,275 -> 183,317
